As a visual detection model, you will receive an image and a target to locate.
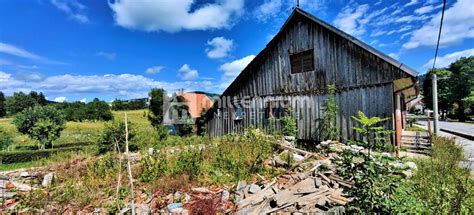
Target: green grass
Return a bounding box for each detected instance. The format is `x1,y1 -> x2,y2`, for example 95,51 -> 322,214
0,109 -> 153,147
0,109 -> 154,171
0,149 -> 95,171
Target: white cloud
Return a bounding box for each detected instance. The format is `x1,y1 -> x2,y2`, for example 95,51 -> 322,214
145,65 -> 164,74
0,42 -> 66,65
334,4 -> 370,37
50,0 -> 89,24
80,98 -> 87,103
109,0 -> 244,33
403,0 -> 474,49
388,52 -> 400,60
423,48 -> 474,69
96,52 -> 116,60
254,0 -> 283,22
0,71 -> 215,98
206,37 -> 234,59
178,64 -> 199,81
0,42 -> 42,60
404,0 -> 419,7
0,71 -> 11,82
54,96 -> 67,103
414,4 -> 441,14
218,55 -> 255,89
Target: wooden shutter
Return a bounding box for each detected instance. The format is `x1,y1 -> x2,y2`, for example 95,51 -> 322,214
290,49 -> 314,73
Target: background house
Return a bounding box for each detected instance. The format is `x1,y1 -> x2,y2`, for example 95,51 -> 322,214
205,8 -> 418,147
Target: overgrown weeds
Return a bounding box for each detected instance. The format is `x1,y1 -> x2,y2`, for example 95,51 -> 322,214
396,136 -> 474,213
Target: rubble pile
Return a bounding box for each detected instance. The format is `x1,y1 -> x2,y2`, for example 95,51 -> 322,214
234,139 -> 352,214
2,135 -> 415,214
0,169 -> 53,210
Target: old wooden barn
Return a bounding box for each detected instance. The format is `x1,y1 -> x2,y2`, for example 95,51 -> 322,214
205,8 -> 418,146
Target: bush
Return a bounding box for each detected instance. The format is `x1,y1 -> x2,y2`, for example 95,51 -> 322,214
319,84 -> 340,141
0,146 -> 88,164
281,108 -> 297,136
0,127 -> 13,151
139,128 -> 276,185
13,106 -> 66,149
14,141 -> 92,151
97,120 -> 137,154
396,137 -> 474,213
84,98 -> 113,121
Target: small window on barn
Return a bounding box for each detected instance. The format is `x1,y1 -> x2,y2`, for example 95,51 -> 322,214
290,49 -> 314,74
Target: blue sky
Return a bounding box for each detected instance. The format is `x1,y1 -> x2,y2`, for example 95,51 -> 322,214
0,0 -> 473,103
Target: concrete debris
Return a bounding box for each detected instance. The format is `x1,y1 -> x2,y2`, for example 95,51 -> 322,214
236,140 -> 355,214
248,184 -> 261,194
236,181 -> 247,191
42,172 -> 54,187
19,172 -> 30,178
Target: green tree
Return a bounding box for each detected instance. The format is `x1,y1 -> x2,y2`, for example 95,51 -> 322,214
422,69 -> 452,119
448,56 -> 474,122
85,98 -> 113,121
148,88 -> 167,128
29,91 -> 47,106
13,106 -> 66,149
5,92 -> 38,115
173,96 -> 193,136
98,120 -> 137,154
0,91 -> 6,117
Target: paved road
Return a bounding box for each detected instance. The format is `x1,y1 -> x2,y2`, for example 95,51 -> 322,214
416,121 -> 474,171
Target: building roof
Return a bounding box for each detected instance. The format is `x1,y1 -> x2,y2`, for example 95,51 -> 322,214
222,8 -> 417,96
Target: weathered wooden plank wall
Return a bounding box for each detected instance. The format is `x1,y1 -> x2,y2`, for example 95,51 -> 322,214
206,13 -> 409,142
207,84 -> 393,141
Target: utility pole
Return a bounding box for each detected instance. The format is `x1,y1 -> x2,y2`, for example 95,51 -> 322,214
432,74 -> 438,135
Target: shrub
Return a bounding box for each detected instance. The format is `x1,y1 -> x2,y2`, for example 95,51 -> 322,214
97,120 -> 137,154
0,127 -> 13,151
350,111 -> 393,153
319,84 -> 340,141
398,137 -> 474,213
333,149 -> 405,213
14,141 -> 92,151
281,108 -> 297,136
84,98 -> 113,121
13,106 -> 66,149
0,146 -> 87,164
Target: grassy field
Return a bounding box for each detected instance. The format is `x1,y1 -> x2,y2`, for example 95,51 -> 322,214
0,109 -> 152,146
0,109 -> 154,171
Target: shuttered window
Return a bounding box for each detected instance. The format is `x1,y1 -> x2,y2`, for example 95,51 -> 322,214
290,49 -> 314,74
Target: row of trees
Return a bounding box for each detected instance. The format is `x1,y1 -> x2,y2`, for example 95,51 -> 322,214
54,99 -> 113,122
0,91 -> 47,117
111,99 -> 147,111
422,56 -> 474,121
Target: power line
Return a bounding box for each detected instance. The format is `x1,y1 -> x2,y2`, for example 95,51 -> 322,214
432,0 -> 447,69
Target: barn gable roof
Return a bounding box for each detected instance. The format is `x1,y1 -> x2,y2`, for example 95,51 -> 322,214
222,8 -> 417,96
